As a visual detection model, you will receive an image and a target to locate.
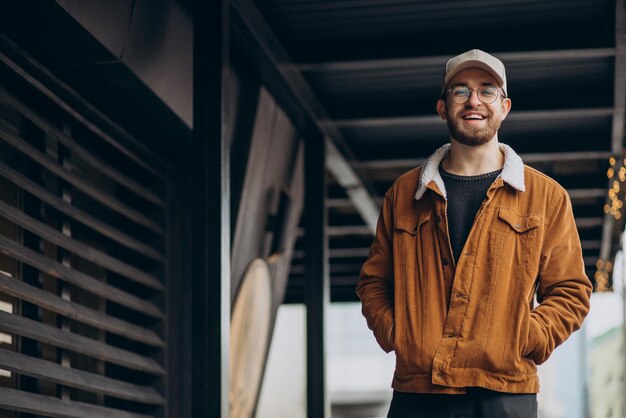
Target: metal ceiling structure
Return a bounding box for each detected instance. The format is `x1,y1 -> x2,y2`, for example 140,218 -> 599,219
231,0 -> 626,302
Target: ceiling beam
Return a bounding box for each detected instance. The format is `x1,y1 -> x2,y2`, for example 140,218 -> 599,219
566,188 -> 608,200
293,248 -> 371,259
576,217 -> 605,229
600,0 -> 626,263
298,48 -> 615,72
327,197 -> 382,208
334,108 -> 613,129
230,0 -> 379,232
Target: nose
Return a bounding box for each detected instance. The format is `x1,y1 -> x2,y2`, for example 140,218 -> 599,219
467,89 -> 482,107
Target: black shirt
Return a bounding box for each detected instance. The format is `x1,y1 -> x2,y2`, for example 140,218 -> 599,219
439,166 -> 502,263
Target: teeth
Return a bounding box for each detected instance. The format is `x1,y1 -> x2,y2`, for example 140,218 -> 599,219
464,114 -> 483,120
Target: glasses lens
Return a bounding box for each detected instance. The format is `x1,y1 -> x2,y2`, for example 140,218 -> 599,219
478,85 -> 499,104
449,86 -> 470,104
447,85 -> 500,104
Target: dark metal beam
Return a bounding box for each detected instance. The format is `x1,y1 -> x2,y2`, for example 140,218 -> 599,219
567,188 -> 609,200
334,108 -> 613,129
192,1 -> 230,417
327,198 -> 382,209
298,48 -> 615,72
230,0 -> 379,232
293,247 -> 370,259
304,130 -> 330,418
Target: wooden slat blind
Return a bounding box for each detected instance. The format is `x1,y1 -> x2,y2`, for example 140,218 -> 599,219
0,87 -> 165,208
0,160 -> 164,261
0,273 -> 164,347
0,122 -> 164,234
0,236 -> 164,318
0,48 -> 168,417
0,200 -> 163,290
0,349 -> 164,405
0,387 -> 152,418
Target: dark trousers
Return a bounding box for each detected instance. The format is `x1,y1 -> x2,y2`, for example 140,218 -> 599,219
387,388 -> 538,418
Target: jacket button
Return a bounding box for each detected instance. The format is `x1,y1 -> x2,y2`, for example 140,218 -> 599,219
442,258 -> 449,266
515,223 -> 522,229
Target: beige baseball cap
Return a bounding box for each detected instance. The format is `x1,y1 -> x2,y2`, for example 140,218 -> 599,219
442,49 -> 507,97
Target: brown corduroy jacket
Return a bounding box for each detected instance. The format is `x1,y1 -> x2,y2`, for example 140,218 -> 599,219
356,143 -> 592,394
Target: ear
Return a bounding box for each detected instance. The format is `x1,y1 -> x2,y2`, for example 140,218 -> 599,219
500,97 -> 512,120
436,99 -> 447,120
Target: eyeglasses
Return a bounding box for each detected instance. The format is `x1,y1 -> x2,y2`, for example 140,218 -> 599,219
445,85 -> 504,104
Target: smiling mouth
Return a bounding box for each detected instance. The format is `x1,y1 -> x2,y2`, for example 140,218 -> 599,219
463,114 -> 485,120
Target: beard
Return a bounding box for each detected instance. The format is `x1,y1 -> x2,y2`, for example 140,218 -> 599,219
446,107 -> 501,146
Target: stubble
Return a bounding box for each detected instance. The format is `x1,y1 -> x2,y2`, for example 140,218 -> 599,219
446,106 -> 501,146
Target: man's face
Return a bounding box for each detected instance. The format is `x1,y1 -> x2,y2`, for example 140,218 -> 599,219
436,68 -> 511,146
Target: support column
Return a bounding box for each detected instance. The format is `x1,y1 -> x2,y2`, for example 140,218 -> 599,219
305,131 -> 330,418
192,0 -> 230,417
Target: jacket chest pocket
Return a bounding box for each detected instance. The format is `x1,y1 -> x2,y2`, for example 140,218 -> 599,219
394,214 -> 431,271
496,208 -> 543,274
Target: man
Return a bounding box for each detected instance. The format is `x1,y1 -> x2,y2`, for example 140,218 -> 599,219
356,49 -> 592,418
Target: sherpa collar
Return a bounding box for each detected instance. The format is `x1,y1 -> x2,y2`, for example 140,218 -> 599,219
414,142 -> 525,200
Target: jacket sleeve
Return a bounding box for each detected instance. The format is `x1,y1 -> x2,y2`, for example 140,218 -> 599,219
356,192 -> 395,353
526,191 -> 592,364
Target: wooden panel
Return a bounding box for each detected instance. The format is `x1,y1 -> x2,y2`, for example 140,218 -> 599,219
0,199 -> 163,291
0,386 -> 152,418
0,272 -> 164,347
231,88 -> 278,297
0,348 -> 164,405
0,121 -> 164,234
0,160 -> 164,262
0,235 -> 164,319
0,311 -> 165,375
0,86 -> 165,207
270,141 -> 304,308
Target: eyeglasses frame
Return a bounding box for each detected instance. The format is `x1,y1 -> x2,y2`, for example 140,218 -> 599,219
443,84 -> 507,105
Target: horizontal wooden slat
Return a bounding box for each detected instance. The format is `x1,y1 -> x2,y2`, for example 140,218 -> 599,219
0,199 -> 163,291
0,311 -> 164,376
0,160 -> 164,262
0,235 -> 164,319
0,272 -> 164,347
0,121 -> 164,234
0,386 -> 152,418
0,348 -> 164,405
0,41 -> 168,181
0,86 -> 165,208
